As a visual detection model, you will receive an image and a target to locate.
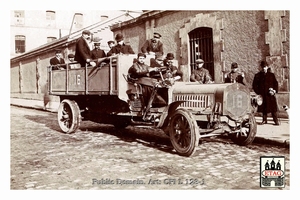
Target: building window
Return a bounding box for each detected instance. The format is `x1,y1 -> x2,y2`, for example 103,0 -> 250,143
14,10 -> 25,25
189,27 -> 214,80
47,37 -> 57,43
46,10 -> 56,27
15,35 -> 26,53
46,10 -> 56,20
74,13 -> 83,28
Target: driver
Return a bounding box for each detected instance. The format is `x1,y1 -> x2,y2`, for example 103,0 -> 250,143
128,53 -> 167,107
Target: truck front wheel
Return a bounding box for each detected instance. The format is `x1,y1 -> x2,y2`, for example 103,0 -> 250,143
230,114 -> 257,146
169,109 -> 200,157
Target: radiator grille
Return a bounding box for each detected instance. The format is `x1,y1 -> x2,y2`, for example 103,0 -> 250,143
174,94 -> 213,109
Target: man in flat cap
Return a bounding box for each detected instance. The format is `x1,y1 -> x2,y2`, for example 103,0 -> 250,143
90,37 -> 108,67
107,40 -> 115,50
74,30 -> 96,67
224,62 -> 247,85
67,53 -> 81,69
107,33 -> 135,56
141,32 -> 164,58
252,60 -> 279,125
50,49 -> 65,70
190,59 -> 213,84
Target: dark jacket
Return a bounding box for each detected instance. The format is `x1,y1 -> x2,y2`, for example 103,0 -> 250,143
128,62 -> 150,78
141,40 -> 163,56
91,48 -> 106,60
50,57 -> 65,65
252,69 -> 279,113
163,59 -> 183,78
224,71 -> 247,86
49,57 -> 65,69
74,37 -> 92,67
107,43 -> 135,56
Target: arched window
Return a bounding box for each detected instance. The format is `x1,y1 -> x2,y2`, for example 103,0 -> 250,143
46,10 -> 56,27
74,13 -> 83,28
189,27 -> 214,80
46,10 -> 56,20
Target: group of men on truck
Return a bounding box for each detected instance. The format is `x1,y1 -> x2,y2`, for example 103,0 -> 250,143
49,30 -> 280,126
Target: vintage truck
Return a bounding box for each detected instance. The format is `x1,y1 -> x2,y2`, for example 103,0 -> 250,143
48,54 -> 262,157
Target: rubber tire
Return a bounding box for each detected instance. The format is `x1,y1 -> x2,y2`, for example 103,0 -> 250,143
57,99 -> 81,134
169,109 -> 200,157
230,114 -> 257,146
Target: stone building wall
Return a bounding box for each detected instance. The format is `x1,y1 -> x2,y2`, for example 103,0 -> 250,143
110,10 -> 290,108
10,10 -> 290,110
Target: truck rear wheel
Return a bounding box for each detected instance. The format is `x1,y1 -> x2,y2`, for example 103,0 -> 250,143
169,109 -> 200,157
230,114 -> 257,146
57,99 -> 81,133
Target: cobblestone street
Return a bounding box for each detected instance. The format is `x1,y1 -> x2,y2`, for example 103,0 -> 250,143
10,106 -> 290,190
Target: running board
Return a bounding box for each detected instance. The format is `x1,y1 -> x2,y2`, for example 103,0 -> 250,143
130,119 -> 153,126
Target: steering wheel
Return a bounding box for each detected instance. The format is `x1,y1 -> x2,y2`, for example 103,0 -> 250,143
149,66 -> 167,78
157,66 -> 167,72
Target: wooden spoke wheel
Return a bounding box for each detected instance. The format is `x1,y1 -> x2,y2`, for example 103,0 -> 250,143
57,99 -> 81,133
169,109 -> 200,157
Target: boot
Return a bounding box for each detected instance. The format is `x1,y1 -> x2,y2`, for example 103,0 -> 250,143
261,114 -> 267,125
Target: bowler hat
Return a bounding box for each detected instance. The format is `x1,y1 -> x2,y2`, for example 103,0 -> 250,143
115,33 -> 124,42
166,53 -> 174,60
195,59 -> 204,64
137,53 -> 146,58
55,49 -> 62,54
68,54 -> 75,58
153,32 -> 162,39
231,62 -> 238,69
82,30 -> 91,36
260,61 -> 267,67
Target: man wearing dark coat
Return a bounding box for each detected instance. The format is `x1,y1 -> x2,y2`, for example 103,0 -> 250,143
49,49 -> 65,70
224,62 -> 248,86
163,53 -> 183,78
90,37 -> 108,67
141,32 -> 164,57
252,61 -> 279,125
107,33 -> 135,56
74,30 -> 96,67
91,37 -> 106,60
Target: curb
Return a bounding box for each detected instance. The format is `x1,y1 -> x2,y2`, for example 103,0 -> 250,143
253,136 -> 290,148
10,103 -> 57,113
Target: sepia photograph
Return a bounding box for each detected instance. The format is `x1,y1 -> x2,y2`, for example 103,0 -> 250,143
6,1 -> 298,198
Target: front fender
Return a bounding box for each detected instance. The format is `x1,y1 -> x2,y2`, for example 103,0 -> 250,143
156,101 -> 186,128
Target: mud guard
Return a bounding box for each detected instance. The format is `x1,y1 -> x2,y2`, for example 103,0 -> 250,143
156,101 -> 186,129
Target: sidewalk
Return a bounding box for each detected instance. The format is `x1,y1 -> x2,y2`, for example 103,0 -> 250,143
10,98 -> 290,148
